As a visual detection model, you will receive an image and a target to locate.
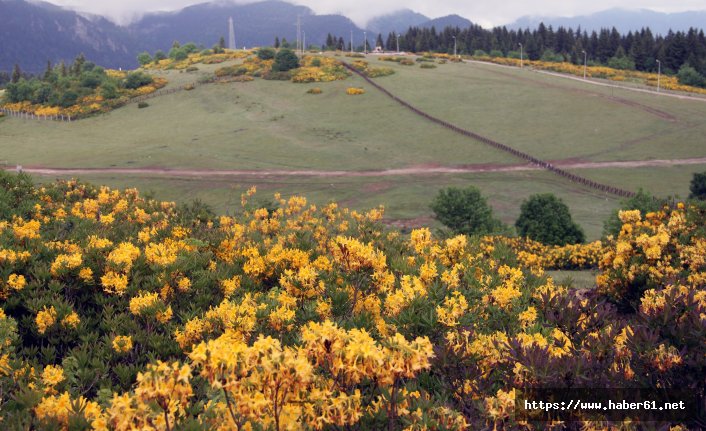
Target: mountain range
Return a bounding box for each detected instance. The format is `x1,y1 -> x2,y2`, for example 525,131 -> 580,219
2,0 -> 706,73
508,8 -> 706,36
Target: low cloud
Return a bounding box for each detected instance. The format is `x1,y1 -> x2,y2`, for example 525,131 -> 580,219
46,0 -> 706,27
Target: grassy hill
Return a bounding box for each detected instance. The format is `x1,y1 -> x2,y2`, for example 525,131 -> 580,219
2,53 -> 705,238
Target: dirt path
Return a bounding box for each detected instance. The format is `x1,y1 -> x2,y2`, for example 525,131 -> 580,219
8,157 -> 706,179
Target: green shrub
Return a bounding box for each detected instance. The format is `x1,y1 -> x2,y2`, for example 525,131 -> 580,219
430,186 -> 504,236
101,82 -> 119,100
257,47 -> 276,60
690,171 -> 706,200
137,52 -> 152,66
137,101 -> 149,109
515,193 -> 584,245
124,72 -> 153,89
272,49 -> 299,72
677,65 -> 706,88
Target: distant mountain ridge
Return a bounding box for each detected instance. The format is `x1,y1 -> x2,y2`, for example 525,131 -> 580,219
508,8 -> 706,35
127,0 -> 360,53
3,0 -> 706,74
0,0 -> 136,72
366,9 -> 430,35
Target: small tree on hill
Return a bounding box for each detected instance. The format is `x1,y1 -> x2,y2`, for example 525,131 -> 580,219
11,64 -> 21,83
515,193 -> 584,245
430,186 -> 504,236
272,49 -> 299,72
690,171 -> 706,200
137,52 -> 152,66
153,50 -> 167,62
257,47 -> 276,60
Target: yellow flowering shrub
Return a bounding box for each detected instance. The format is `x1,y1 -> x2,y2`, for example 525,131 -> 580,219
1,176 -> 705,429
346,87 -> 365,95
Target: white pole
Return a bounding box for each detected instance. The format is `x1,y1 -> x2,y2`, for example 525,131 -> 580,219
396,34 -> 400,53
656,59 -> 661,92
350,30 -> 353,53
453,36 -> 457,57
519,43 -> 523,68
582,50 -> 587,79
364,31 -> 367,53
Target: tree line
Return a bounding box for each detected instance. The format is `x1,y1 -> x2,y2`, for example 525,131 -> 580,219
3,55 -> 154,107
318,24 -> 706,86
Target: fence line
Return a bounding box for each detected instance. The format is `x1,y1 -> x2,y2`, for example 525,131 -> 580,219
0,108 -> 73,122
342,62 -> 636,199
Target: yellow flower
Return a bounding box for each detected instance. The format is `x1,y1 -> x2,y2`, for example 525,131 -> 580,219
177,277 -> 191,292
7,274 -> 26,290
436,291 -> 468,327
36,306 -> 57,334
518,306 -> 537,327
101,271 -> 129,295
41,365 -> 65,392
220,275 -> 241,297
112,335 -> 133,353
130,292 -> 161,316
79,267 -> 94,283
50,252 -> 83,277
12,218 -> 41,240
61,312 -> 80,329
106,242 -> 140,271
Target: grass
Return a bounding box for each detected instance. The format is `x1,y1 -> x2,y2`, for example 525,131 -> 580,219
2,53 -> 706,240
33,168 -> 623,239
546,270 -> 597,290
367,57 -> 706,162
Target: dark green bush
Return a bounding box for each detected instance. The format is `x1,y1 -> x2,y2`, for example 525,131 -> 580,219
257,47 -> 276,60
272,49 -> 299,72
516,193 -> 585,245
690,171 -> 706,200
430,186 -> 504,236
124,72 -> 153,90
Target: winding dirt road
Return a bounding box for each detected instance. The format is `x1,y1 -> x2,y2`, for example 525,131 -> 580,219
8,157 -> 706,179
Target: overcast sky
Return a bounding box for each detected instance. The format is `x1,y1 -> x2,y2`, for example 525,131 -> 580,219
45,0 -> 706,27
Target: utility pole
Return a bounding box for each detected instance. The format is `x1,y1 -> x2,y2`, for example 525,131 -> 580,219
582,50 -> 587,79
656,59 -> 661,92
364,31 -> 367,53
350,30 -> 353,53
396,33 -> 400,53
452,35 -> 457,57
303,31 -> 306,53
228,17 -> 236,50
296,15 -> 301,53
519,43 -> 523,68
